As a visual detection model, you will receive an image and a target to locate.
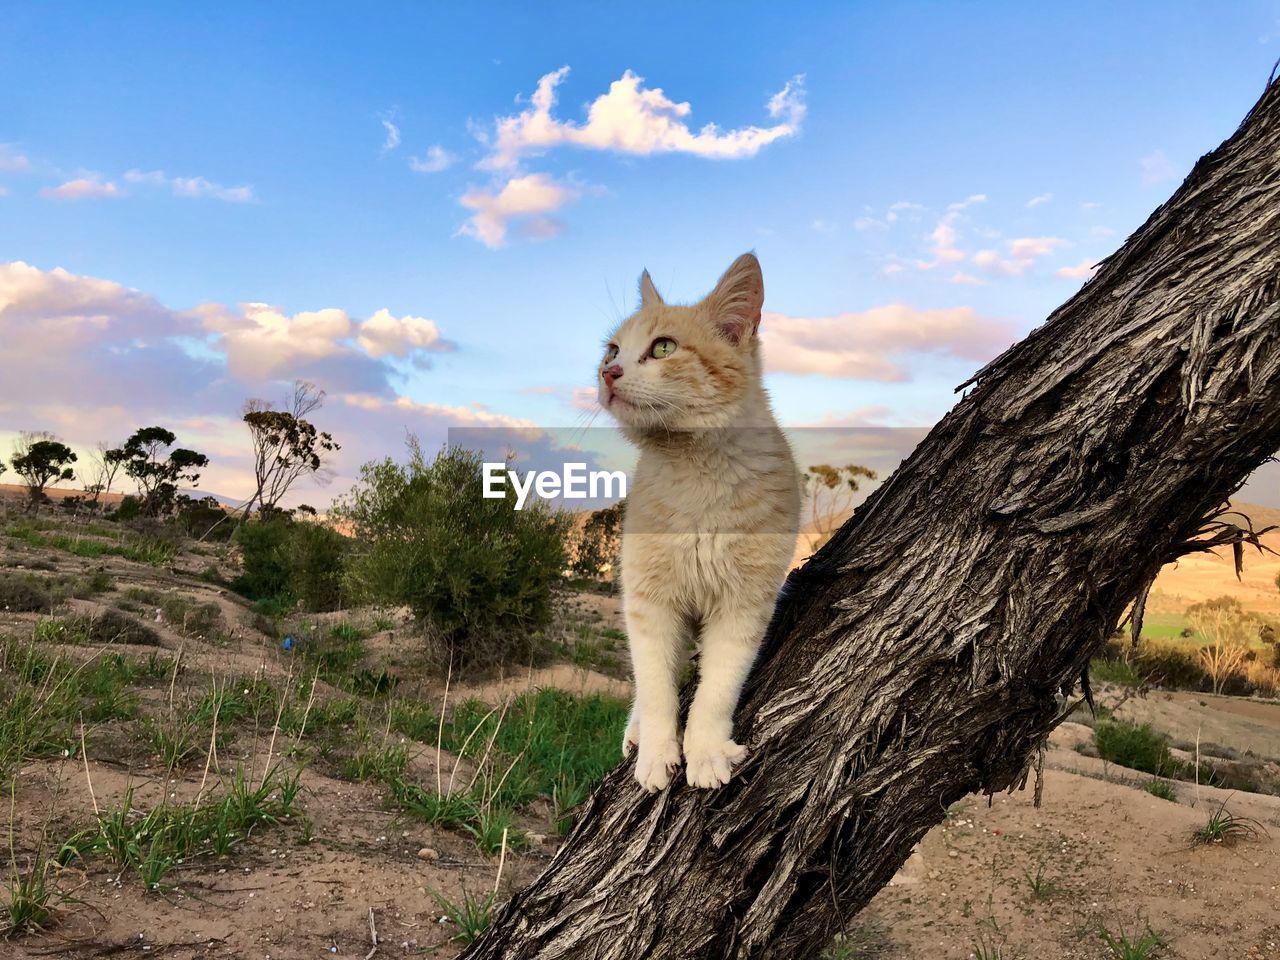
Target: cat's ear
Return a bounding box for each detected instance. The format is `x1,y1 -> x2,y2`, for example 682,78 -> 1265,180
706,252 -> 764,345
639,269 -> 664,309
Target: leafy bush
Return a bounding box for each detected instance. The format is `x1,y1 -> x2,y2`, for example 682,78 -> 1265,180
1094,720 -> 1178,778
1094,719 -> 1216,785
232,517 -> 347,612
287,522 -> 347,611
233,519 -> 292,601
174,495 -> 233,542
337,442 -> 569,667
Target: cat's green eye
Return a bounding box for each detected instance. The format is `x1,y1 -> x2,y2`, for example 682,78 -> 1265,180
604,344 -> 619,363
650,337 -> 677,359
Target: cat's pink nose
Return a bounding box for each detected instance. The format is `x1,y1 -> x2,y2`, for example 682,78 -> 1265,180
602,364 -> 623,387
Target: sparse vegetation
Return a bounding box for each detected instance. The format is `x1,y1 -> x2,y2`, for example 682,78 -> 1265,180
1099,926 -> 1164,959
1140,779 -> 1178,802
431,884 -> 498,945
1192,801 -> 1266,846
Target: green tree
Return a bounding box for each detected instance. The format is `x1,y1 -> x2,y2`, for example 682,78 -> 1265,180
118,426 -> 210,516
337,440 -> 568,666
10,434 -> 77,510
242,381 -> 340,521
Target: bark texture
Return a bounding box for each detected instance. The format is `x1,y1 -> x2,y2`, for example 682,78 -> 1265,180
462,77 -> 1280,960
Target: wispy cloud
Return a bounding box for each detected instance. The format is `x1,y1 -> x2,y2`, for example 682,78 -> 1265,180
1026,192 -> 1053,208
124,169 -> 254,202
1056,258 -> 1099,281
972,236 -> 1067,276
458,173 -> 581,248
761,305 -> 1017,382
1139,149 -> 1176,185
0,145 -> 31,173
479,66 -> 806,170
40,176 -> 122,200
409,145 -> 455,174
381,118 -> 401,153
911,196 -> 986,269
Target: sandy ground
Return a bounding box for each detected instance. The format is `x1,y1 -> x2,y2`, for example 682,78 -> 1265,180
5,503 -> 1280,958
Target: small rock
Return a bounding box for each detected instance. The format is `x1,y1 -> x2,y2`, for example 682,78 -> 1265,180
947,849 -> 959,858
417,847 -> 440,861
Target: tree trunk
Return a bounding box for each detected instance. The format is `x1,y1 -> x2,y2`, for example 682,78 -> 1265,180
462,76 -> 1280,960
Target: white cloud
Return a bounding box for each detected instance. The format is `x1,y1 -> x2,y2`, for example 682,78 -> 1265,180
950,272 -> 985,286
458,172 -> 581,248
409,145 -> 455,174
124,169 -> 254,202
1140,149 -> 1177,185
761,305 -> 1017,382
339,393 -> 535,429
356,309 -> 451,358
972,236 -> 1067,276
381,118 -> 401,153
0,145 -> 30,173
1056,258 -> 1099,281
198,301 -> 454,380
911,195 -> 988,270
1026,192 -> 1053,208
929,218 -> 965,263
947,194 -> 987,212
886,200 -> 924,222
811,218 -> 838,234
480,66 -> 806,170
40,176 -> 123,200
1008,236 -> 1066,259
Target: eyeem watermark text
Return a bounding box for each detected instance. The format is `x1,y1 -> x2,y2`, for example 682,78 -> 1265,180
483,462 -> 628,510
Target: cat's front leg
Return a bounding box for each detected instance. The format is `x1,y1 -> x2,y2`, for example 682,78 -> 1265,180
684,601 -> 773,788
625,594 -> 684,792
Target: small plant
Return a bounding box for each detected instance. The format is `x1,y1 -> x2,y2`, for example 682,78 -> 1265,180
551,773 -> 589,836
1099,926 -> 1164,959
431,884 -> 497,944
1192,801 -> 1265,846
2,859 -> 54,936
143,714 -> 202,769
464,806 -> 526,857
970,939 -> 1004,960
389,780 -> 476,829
343,740 -> 409,782
1141,779 -> 1177,802
1023,863 -> 1058,900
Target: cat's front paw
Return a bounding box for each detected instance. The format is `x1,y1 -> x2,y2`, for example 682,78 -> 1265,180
621,713 -> 640,758
683,736 -> 747,789
634,738 -> 682,792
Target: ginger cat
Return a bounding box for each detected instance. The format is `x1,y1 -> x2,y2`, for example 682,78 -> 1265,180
597,253 -> 800,790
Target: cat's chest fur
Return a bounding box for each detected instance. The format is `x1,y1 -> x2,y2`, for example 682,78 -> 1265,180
621,427 -> 800,608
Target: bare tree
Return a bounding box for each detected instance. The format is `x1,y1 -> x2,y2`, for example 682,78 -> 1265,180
242,380 -> 340,521
85,441 -> 126,507
460,76 -> 1280,959
802,463 -> 877,549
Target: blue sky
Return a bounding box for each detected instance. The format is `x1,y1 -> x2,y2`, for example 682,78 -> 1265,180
2,2 -> 1279,503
